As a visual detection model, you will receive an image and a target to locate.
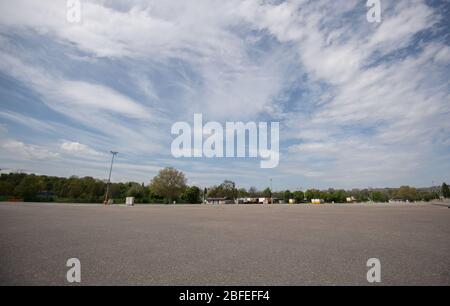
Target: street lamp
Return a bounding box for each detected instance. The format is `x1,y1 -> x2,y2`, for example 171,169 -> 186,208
104,151 -> 118,205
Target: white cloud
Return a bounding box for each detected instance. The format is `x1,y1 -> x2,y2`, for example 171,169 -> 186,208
254,0 -> 449,186
0,0 -> 293,121
56,81 -> 153,119
0,52 -> 153,119
433,46 -> 450,64
0,0 -> 448,188
0,0 -> 244,60
0,111 -> 56,133
0,51 -> 166,155
1,140 -> 59,160
60,141 -> 105,158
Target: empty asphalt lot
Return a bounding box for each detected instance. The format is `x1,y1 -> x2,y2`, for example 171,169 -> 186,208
0,202 -> 449,285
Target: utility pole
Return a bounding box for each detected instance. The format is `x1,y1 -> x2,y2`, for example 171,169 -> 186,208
104,151 -> 118,205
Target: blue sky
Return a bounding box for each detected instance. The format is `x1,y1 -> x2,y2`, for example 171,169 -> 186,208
0,0 -> 449,190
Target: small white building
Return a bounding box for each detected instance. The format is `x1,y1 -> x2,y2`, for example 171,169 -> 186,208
389,198 -> 409,203
346,196 -> 356,203
125,197 -> 135,206
206,197 -> 234,204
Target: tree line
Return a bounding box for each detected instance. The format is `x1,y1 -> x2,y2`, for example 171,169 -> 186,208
0,167 -> 448,204
207,181 -> 446,203
0,169 -> 199,204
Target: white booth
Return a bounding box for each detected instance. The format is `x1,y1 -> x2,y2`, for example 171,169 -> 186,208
125,197 -> 135,206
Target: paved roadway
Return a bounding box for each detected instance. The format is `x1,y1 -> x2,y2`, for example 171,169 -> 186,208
0,202 -> 449,285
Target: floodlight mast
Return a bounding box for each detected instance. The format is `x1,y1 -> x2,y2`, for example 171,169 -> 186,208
104,151 -> 118,205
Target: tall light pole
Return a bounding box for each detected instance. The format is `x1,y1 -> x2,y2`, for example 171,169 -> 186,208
104,151 -> 118,205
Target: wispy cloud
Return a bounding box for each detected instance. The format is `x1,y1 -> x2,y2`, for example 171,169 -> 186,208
60,140 -> 105,158
1,139 -> 59,160
0,0 -> 448,188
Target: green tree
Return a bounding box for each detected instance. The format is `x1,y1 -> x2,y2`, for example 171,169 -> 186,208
149,167 -> 187,203
207,180 -> 237,199
237,188 -> 248,198
293,190 -> 304,203
68,179 -> 83,199
0,180 -> 14,196
420,191 -> 437,202
305,189 -> 321,201
396,186 -> 418,202
372,191 -> 388,203
127,183 -> 145,199
220,180 -> 237,200
181,186 -> 201,203
262,187 -> 272,198
442,183 -> 450,198
248,186 -> 258,197
283,190 -> 293,202
14,175 -> 44,201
